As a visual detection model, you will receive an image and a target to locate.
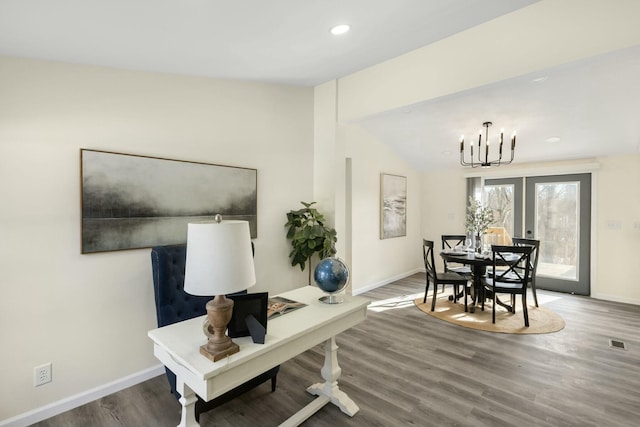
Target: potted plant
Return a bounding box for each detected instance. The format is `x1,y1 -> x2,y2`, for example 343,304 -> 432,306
285,201 -> 337,285
465,197 -> 495,252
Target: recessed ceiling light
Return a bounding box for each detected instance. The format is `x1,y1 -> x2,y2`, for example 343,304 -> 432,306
330,24 -> 350,35
531,76 -> 548,83
546,136 -> 561,143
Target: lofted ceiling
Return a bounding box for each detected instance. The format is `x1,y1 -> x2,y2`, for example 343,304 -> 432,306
357,45 -> 640,171
1,0 -> 639,171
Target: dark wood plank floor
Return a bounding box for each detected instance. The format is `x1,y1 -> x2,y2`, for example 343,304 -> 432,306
33,273 -> 640,427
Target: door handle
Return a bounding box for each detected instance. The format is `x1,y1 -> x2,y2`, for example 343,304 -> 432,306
526,230 -> 533,235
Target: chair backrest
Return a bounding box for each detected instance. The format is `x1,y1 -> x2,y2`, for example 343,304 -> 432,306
491,245 -> 533,287
441,235 -> 466,271
422,239 -> 438,281
512,238 -> 540,277
151,244 -> 210,328
441,235 -> 466,250
151,243 -> 254,327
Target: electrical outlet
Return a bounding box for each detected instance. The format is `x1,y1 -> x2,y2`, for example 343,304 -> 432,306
34,363 -> 52,386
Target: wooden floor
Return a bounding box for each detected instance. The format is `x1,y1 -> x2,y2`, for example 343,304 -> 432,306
33,273 -> 640,427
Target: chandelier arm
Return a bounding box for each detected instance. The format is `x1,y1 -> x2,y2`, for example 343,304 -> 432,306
460,151 -> 467,166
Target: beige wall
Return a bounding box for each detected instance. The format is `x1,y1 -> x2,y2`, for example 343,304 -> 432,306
593,154 -> 640,303
0,57 -> 314,421
343,125 -> 422,293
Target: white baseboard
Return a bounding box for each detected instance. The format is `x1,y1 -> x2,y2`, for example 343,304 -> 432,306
0,365 -> 165,427
590,292 -> 640,306
352,268 -> 423,295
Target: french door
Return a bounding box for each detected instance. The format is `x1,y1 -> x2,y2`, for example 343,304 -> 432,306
485,173 -> 591,295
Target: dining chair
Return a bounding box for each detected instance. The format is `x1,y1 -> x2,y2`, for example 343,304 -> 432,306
483,245 -> 534,327
423,239 -> 469,312
512,237 -> 541,307
441,235 -> 473,275
441,234 -> 472,301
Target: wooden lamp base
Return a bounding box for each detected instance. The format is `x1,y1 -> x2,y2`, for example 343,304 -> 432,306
201,295 -> 240,362
200,341 -> 239,362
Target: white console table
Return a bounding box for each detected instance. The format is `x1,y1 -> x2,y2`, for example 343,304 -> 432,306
148,286 -> 370,427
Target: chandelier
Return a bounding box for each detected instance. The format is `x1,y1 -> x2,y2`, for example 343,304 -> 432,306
459,121 -> 516,168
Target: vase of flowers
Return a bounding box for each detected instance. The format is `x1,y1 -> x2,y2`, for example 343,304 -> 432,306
465,197 -> 495,253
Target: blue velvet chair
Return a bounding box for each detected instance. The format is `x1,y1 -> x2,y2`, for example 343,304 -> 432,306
151,243 -> 279,422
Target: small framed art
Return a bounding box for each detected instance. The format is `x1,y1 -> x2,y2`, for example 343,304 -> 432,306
380,173 -> 407,239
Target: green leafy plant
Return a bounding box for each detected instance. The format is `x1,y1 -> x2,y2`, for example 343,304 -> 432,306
465,197 -> 496,236
285,201 -> 337,284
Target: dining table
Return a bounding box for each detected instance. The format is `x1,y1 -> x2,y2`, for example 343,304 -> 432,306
440,249 -> 513,313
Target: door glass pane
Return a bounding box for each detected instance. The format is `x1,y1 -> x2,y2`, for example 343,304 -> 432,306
535,182 -> 579,280
484,184 -> 514,237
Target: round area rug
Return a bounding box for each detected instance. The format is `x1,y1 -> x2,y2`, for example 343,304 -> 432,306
414,293 -> 565,334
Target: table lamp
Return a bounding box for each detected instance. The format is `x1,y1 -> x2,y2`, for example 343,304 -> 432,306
184,218 -> 256,362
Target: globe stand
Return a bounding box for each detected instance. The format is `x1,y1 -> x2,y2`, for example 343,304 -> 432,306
319,294 -> 344,304
314,257 -> 350,305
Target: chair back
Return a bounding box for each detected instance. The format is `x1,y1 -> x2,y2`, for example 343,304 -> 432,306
441,235 -> 466,271
441,235 -> 466,250
151,244 -> 210,329
512,238 -> 540,278
422,239 -> 438,281
491,245 -> 533,288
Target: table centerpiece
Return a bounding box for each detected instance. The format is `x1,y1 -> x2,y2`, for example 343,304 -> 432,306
465,197 -> 495,253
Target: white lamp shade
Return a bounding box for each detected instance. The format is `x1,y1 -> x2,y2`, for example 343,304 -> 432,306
184,220 -> 256,296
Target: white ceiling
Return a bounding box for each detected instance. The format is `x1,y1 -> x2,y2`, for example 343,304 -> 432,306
358,45 -> 640,171
0,0 -> 536,85
1,0 -> 639,171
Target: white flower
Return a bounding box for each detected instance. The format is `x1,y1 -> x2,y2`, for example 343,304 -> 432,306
465,197 -> 495,235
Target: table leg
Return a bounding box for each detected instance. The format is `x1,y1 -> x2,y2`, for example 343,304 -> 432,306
473,267 -> 512,313
307,337 -> 359,416
468,265 -> 486,313
176,379 -> 199,427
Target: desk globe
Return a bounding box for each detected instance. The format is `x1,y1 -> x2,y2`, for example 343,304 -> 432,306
314,257 -> 350,304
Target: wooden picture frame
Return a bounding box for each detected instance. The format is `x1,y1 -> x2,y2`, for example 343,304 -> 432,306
80,149 -> 257,253
380,173 -> 407,239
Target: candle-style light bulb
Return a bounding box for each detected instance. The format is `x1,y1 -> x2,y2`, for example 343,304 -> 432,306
485,137 -> 489,161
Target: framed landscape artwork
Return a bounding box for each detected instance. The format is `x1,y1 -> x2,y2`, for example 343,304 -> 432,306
380,173 -> 407,239
80,149 -> 257,253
